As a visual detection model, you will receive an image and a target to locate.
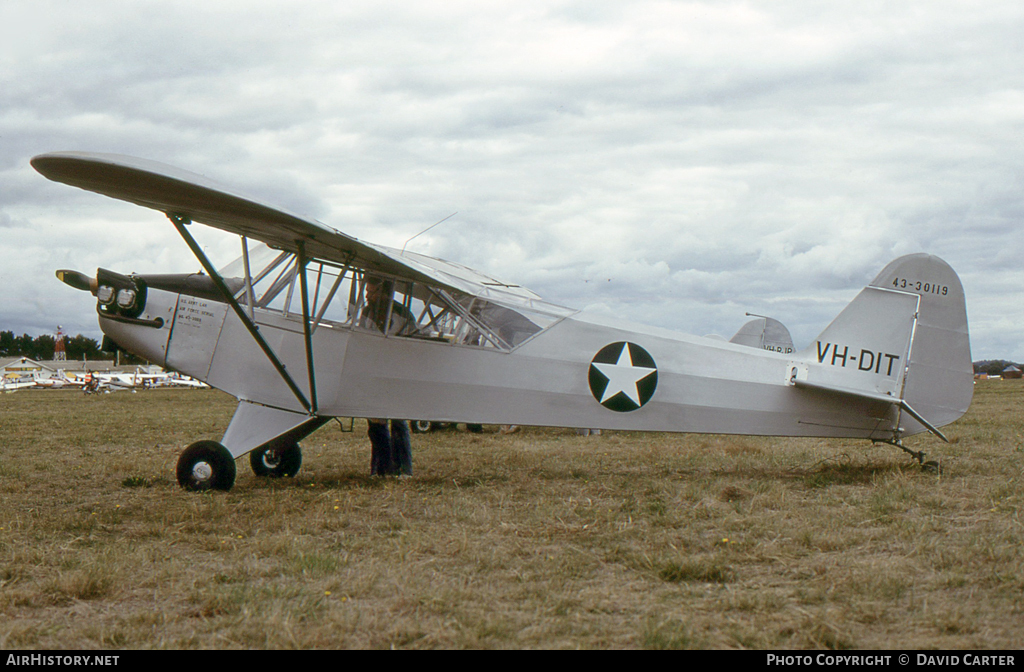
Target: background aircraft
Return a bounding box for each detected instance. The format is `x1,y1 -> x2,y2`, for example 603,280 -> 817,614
2,376 -> 39,392
32,152 -> 974,491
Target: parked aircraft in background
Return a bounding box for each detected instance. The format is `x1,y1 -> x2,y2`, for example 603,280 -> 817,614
1,376 -> 39,392
95,369 -> 207,390
32,152 -> 974,491
5,368 -> 207,392
33,372 -> 85,390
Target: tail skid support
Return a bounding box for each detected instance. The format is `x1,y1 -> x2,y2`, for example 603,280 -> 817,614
873,436 -> 941,473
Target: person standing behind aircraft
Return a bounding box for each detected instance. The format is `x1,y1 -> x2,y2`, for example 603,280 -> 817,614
362,276 -> 413,476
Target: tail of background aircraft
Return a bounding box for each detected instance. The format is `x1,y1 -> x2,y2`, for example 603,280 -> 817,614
790,254 -> 973,439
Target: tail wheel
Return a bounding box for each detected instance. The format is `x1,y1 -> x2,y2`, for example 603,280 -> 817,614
250,442 -> 302,478
177,440 -> 236,491
412,420 -> 432,433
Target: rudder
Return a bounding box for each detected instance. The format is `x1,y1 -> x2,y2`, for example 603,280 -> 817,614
870,254 -> 973,434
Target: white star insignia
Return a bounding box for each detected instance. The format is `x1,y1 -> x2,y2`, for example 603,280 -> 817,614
591,343 -> 657,406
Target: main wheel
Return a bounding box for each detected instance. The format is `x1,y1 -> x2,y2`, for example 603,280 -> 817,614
412,420 -> 433,433
249,442 -> 302,478
177,440 -> 236,491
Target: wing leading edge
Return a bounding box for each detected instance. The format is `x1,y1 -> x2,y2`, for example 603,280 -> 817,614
30,152 -> 541,302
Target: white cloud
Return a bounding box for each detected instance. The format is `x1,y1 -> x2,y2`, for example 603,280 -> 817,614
1,0 -> 1022,360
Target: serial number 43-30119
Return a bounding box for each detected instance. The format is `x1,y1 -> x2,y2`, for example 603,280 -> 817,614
892,277 -> 948,295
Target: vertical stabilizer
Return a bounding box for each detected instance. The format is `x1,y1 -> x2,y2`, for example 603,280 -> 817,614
792,254 -> 973,438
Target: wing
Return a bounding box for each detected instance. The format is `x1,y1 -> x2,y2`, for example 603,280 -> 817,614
31,151 -> 541,301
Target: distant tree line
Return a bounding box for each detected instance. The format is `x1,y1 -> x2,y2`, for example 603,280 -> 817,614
0,330 -> 103,361
973,360 -> 1023,376
0,329 -> 148,364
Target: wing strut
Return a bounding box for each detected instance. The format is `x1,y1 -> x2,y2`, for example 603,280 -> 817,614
295,241 -> 318,414
169,214 -> 314,415
241,237 -> 256,321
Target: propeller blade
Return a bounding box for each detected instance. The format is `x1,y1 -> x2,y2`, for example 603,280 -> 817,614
56,269 -> 97,293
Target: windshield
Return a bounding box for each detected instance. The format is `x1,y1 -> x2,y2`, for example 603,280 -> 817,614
220,240 -> 572,350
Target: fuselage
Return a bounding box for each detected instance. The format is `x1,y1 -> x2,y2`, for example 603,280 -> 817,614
100,282 -> 902,441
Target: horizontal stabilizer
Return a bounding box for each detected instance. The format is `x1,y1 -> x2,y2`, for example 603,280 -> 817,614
789,376 -> 948,442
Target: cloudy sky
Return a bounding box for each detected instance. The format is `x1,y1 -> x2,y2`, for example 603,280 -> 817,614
2,1 -> 1022,360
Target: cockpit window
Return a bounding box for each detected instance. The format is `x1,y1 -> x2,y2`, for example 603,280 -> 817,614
223,241 -> 572,350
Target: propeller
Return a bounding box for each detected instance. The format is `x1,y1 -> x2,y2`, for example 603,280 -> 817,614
56,269 -> 97,294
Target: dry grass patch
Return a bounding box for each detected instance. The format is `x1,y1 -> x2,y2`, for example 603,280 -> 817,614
1,381 -> 1022,648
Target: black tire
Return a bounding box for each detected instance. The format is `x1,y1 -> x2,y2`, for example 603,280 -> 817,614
249,442 -> 302,478
412,420 -> 433,433
177,440 -> 236,491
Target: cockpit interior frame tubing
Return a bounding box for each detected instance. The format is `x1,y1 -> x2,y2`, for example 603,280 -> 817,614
435,288 -> 512,351
310,262 -> 349,334
168,213 -> 313,415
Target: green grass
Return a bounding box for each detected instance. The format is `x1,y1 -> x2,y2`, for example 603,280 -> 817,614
0,380 -> 1022,648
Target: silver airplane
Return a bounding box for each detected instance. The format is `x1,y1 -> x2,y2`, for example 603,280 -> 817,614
32,152 -> 974,491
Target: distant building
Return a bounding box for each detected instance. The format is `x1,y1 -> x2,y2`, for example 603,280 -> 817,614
1,357 -> 56,379
0,356 -> 123,380
1003,365 -> 1023,380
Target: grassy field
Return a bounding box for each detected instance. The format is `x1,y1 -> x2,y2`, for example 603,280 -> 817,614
0,380 -> 1021,649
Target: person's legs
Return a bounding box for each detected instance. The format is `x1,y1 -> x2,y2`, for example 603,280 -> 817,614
368,419 -> 392,475
390,420 -> 413,476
